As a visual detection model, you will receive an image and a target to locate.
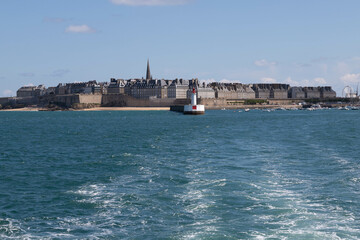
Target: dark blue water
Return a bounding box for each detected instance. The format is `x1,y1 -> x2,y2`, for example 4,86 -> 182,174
0,109 -> 359,239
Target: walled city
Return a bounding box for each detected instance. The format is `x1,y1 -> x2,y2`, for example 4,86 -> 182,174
0,61 -> 338,110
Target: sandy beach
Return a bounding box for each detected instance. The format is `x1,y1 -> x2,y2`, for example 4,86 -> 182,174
0,107 -> 43,112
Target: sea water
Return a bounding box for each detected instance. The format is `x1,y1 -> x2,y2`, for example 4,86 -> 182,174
0,109 -> 359,239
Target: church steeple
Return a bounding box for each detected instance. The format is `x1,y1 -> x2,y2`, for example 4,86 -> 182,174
146,59 -> 152,80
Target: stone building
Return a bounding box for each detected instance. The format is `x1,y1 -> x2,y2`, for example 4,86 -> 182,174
209,83 -> 255,99
107,78 -> 126,94
304,87 -> 321,99
236,84 -> 256,99
121,61 -> 170,99
319,86 -> 336,98
69,81 -> 96,94
288,87 -> 306,99
252,84 -> 271,99
197,87 -> 216,99
54,81 -> 102,95
289,86 -> 336,99
252,84 -> 289,99
185,80 -> 215,99
55,84 -> 66,95
168,79 -> 189,99
45,87 -> 56,95
127,79 -> 169,99
270,84 -> 290,99
17,85 -> 45,98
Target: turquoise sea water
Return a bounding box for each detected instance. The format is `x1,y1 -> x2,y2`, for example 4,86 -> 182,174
0,109 -> 360,239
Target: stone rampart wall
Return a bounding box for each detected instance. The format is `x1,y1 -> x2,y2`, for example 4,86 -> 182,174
0,97 -> 11,105
79,94 -> 102,104
54,95 -> 80,107
102,94 -> 177,107
198,98 -> 228,109
40,94 -> 80,107
267,99 -> 302,105
15,97 -> 38,105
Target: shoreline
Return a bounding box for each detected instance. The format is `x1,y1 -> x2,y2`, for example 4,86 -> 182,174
78,107 -> 170,111
0,107 -> 171,112
0,107 -> 42,112
207,105 -> 300,110
0,104 -> 357,112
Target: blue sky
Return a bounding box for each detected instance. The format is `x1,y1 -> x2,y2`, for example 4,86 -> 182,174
1,0 -> 360,97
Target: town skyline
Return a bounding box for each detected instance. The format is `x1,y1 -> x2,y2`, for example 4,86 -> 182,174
1,0 -> 360,97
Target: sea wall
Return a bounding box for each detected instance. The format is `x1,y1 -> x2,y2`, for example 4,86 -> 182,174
102,94 -> 178,107
267,99 -> 302,105
0,97 -> 10,105
0,97 -> 38,106
39,94 -> 102,107
198,98 -> 229,109
41,95 -> 80,107
198,98 -> 303,109
1,93 -> 343,110
79,94 -> 102,104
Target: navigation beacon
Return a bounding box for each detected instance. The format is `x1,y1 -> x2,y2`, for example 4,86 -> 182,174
183,88 -> 205,115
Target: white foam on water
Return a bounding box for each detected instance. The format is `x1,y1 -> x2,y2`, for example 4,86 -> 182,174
56,164 -> 168,238
249,183 -> 262,190
246,163 -> 360,239
0,217 -> 85,239
328,151 -> 360,175
246,195 -> 260,201
176,176 -> 227,239
0,218 -> 26,239
249,231 -> 268,240
350,177 -> 360,183
5,150 -> 359,239
180,218 -> 221,240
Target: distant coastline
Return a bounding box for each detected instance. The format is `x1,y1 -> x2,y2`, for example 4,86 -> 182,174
0,107 -> 170,112
1,60 -> 350,112
2,104 -> 359,112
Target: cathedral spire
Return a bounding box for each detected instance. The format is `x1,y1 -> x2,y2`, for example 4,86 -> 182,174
146,59 -> 152,80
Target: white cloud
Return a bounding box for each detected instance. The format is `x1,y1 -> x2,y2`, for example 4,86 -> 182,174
261,77 -> 277,83
219,79 -> 239,83
302,79 -> 311,86
110,0 -> 191,6
200,78 -> 216,84
254,59 -> 277,67
65,25 -> 95,33
314,77 -> 326,85
24,83 -> 35,87
340,73 -> 360,84
200,78 -> 239,84
284,77 -> 299,86
2,90 -> 13,97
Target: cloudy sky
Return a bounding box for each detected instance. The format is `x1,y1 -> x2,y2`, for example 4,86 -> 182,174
1,0 -> 360,97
